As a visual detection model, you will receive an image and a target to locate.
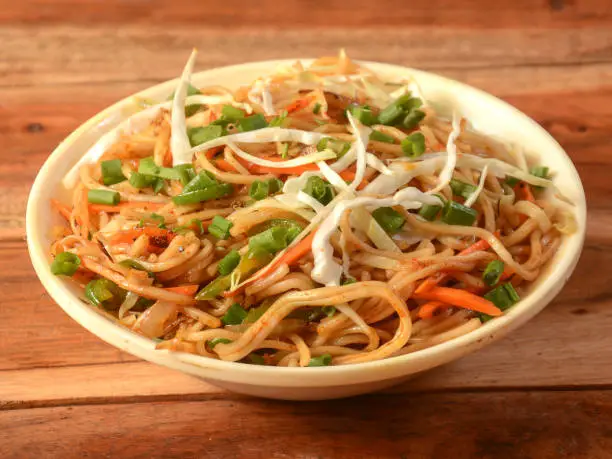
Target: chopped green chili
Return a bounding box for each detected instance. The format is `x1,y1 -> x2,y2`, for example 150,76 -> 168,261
50,252 -> 81,276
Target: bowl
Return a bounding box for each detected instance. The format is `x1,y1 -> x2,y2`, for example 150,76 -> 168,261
26,59 -> 586,400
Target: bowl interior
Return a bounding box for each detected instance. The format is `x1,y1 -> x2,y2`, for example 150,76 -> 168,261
26,59 -> 586,389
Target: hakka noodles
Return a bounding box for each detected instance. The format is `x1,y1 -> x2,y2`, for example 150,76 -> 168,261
49,50 -> 576,367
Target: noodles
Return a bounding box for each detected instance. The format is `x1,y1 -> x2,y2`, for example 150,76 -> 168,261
48,51 -> 574,367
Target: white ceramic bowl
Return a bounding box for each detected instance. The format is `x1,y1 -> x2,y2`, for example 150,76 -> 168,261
27,60 -> 586,400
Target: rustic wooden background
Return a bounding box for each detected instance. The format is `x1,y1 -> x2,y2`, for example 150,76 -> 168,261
2,0 -> 612,457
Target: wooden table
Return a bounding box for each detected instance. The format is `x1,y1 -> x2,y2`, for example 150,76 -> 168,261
2,1 -> 611,457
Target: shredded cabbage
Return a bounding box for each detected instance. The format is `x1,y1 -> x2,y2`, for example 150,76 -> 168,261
464,164 -> 489,208
171,49 -> 198,166
227,140 -> 336,169
350,207 -> 400,253
429,111 -> 460,194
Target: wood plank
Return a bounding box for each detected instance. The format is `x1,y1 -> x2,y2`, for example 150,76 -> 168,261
2,391 -> 612,458
2,26 -> 612,87
0,0 -> 610,28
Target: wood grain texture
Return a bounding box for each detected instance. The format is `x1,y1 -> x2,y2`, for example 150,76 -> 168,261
2,391 -> 612,459
1,0 -> 611,28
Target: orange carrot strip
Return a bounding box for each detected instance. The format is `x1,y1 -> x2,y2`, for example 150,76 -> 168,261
51,199 -> 72,221
109,227 -> 175,246
206,146 -> 223,159
225,231 -> 316,297
516,182 -> 536,203
89,201 -> 165,213
285,96 -> 313,114
248,163 -> 320,175
414,287 -> 502,317
215,159 -> 238,172
337,170 -> 369,190
417,301 -> 448,320
415,231 -> 503,295
164,284 -> 199,296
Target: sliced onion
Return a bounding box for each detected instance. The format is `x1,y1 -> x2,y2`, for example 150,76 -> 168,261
171,49 -> 198,166
134,301 -> 179,339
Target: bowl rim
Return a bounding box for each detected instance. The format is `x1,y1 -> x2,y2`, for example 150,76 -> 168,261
26,58 -> 587,383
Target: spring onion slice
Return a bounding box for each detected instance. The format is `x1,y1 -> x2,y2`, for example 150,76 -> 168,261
429,111 -> 461,194
464,164 -> 489,208
171,49 -> 198,166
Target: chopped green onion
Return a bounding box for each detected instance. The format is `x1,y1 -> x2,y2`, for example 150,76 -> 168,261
369,130 -> 395,144
342,277 -> 357,285
208,215 -> 233,240
221,303 -> 248,325
50,252 -> 81,276
378,95 -> 412,125
152,179 -> 165,194
84,278 -> 126,310
322,306 -> 336,317
402,109 -> 425,130
129,172 -> 156,189
483,260 -> 505,287
529,166 -> 549,190
249,218 -> 304,237
88,189 -> 120,205
349,105 -> 378,126
249,180 -> 270,201
303,176 -> 334,205
221,105 -> 245,122
247,353 -> 266,365
312,102 -> 322,114
249,226 -> 299,254
442,201 -> 478,226
137,157 -> 185,182
171,183 -> 233,205
191,219 -> 205,235
137,157 -> 161,176
401,132 -> 426,158
238,113 -> 268,132
118,259 -> 147,271
267,178 -> 283,194
101,159 -> 126,186
208,337 -> 232,350
481,283 -> 520,322
530,166 -> 549,179
316,137 -> 351,157
505,176 -> 520,187
280,143 -> 290,159
218,249 -> 240,275
173,164 -> 196,186
450,179 -> 477,199
307,354 -> 332,367
187,125 -> 225,147
269,110 -> 288,127
372,207 -> 405,234
182,170 -> 217,193
418,203 -> 442,221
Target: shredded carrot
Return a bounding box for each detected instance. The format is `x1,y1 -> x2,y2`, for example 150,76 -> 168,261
163,148 -> 173,167
415,235 -> 497,295
215,159 -> 238,173
414,287 -> 502,317
417,301 -> 448,320
206,146 -> 224,159
285,96 -> 313,114
248,163 -> 320,175
89,201 -> 165,213
109,227 -> 175,246
164,284 -> 199,296
51,199 -> 73,221
225,231 -> 316,297
516,182 -> 536,203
